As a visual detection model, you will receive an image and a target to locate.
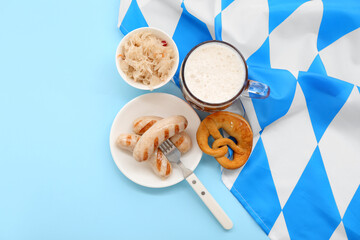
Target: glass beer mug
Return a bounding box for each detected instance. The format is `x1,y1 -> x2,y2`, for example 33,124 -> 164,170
179,40 -> 270,112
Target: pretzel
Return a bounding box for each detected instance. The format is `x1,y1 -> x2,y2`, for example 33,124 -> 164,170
196,111 -> 253,169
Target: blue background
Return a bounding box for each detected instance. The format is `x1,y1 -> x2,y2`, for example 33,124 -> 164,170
0,0 -> 267,239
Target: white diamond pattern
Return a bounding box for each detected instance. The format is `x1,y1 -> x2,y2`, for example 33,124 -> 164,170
117,0 -> 132,28
269,0 -> 323,77
330,222 -> 348,240
268,212 -> 290,240
183,0 -> 221,39
221,0 -> 269,60
137,0 -> 182,37
261,83 -> 317,208
319,28 -> 360,86
319,86 -> 360,217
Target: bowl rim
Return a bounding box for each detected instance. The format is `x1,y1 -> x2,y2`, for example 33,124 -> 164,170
115,27 -> 179,90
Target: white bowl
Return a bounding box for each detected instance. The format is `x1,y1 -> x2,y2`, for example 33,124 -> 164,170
115,27 -> 179,90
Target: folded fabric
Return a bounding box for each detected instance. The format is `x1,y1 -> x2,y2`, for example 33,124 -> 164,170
118,1 -> 360,239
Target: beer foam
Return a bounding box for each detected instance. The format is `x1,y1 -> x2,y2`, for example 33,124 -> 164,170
184,42 -> 246,104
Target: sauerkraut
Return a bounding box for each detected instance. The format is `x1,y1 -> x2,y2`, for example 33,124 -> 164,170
118,30 -> 176,88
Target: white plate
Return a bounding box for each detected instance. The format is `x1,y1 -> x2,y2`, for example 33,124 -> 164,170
109,93 -> 202,188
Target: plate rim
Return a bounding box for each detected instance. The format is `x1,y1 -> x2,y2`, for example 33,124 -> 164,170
109,92 -> 202,188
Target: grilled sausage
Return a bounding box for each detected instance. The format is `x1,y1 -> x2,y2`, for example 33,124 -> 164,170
116,133 -> 140,152
148,148 -> 172,178
169,131 -> 192,154
132,116 -> 192,154
116,133 -> 172,178
133,115 -> 188,162
133,116 -> 162,135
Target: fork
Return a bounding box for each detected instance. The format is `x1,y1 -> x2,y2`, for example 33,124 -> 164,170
159,139 -> 233,230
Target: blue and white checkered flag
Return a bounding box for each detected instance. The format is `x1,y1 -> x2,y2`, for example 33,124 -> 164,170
118,0 -> 360,239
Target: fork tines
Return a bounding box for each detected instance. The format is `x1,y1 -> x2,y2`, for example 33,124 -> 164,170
159,139 -> 174,154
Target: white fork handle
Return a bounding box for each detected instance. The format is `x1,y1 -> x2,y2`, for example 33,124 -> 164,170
185,173 -> 233,230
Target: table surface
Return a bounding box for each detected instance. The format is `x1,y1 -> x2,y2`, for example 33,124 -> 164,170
0,1 -> 268,239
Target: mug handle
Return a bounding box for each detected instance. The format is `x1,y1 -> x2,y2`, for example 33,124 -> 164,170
241,80 -> 270,99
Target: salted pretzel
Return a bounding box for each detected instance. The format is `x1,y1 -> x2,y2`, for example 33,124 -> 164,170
196,111 -> 253,169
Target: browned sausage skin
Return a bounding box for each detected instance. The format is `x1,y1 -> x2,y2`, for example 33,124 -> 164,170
133,116 -> 162,135
132,116 -> 192,154
116,133 -> 140,152
133,116 -> 188,162
116,133 -> 172,178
